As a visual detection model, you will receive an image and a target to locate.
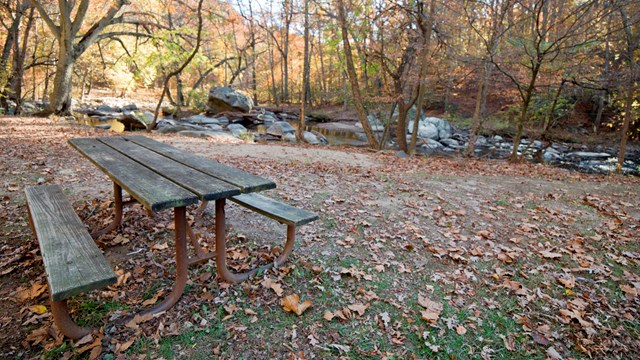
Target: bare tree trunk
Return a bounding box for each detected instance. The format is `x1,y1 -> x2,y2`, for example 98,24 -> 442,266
617,7 -> 638,174
409,0 -> 436,154
147,0 -> 204,131
465,63 -> 488,157
335,0 -> 379,148
296,0 -> 310,142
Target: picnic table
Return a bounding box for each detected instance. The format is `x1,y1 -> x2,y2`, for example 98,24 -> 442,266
25,135 -> 317,338
68,135 -> 316,310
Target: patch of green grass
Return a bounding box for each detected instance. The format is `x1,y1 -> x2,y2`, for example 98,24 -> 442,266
44,343 -> 71,360
74,298 -> 129,327
494,199 -> 509,207
323,217 -> 336,230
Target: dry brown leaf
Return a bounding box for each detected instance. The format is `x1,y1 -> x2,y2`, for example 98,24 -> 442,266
281,294 -> 312,316
152,242 -> 169,250
261,278 -> 284,296
347,303 -> 369,316
418,294 -> 443,323
16,283 -> 47,302
546,346 -> 563,360
456,325 -> 467,335
323,310 -> 335,321
557,275 -> 575,289
125,313 -> 154,329
540,251 -> 562,259
141,290 -> 164,306
620,284 -> 637,298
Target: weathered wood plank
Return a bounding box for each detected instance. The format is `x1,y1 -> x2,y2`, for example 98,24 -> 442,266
69,138 -> 199,212
230,193 -> 318,226
25,185 -> 117,301
99,137 -> 240,201
125,136 -> 276,192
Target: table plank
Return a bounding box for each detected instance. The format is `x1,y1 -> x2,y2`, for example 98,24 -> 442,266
100,137 -> 240,201
69,138 -> 199,211
126,135 -> 276,192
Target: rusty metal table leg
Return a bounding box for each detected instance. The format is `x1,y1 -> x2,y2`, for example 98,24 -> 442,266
215,199 -> 296,283
51,299 -> 92,339
140,206 -> 188,315
91,183 -> 123,238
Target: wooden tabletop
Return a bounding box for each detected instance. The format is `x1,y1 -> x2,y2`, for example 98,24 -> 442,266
69,136 -> 276,212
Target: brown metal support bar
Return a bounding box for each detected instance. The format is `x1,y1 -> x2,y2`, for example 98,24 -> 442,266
91,183 -> 123,238
140,206 -> 188,315
214,199 -> 297,283
51,299 -> 92,339
193,200 -> 209,224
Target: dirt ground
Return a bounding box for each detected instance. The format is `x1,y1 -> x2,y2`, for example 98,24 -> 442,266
0,116 -> 638,359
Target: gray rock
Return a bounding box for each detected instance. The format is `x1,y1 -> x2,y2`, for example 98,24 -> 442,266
440,138 -> 460,147
492,135 -> 503,142
408,121 -> 439,140
421,138 -> 444,150
424,117 -> 453,140
543,147 -> 562,162
208,86 -> 253,114
122,104 -> 138,111
122,110 -> 153,128
474,136 -> 488,146
395,151 -> 409,158
215,116 -> 230,126
203,124 -> 223,131
532,140 -> 543,148
283,133 -> 296,143
227,123 -> 248,138
178,130 -> 222,138
303,131 -> 320,144
567,151 -> 612,159
186,114 -> 221,125
156,124 -> 205,134
97,104 -> 119,113
267,121 -> 296,136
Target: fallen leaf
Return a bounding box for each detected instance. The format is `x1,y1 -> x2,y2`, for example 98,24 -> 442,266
262,278 -> 284,296
347,303 -> 369,316
546,346 -> 563,360
28,304 -> 48,315
456,325 -> 467,335
142,290 -> 164,306
540,251 -> 562,259
620,284 -> 637,298
281,294 -> 312,316
152,242 -> 169,250
418,294 -> 443,323
16,283 -> 47,302
125,313 -> 154,329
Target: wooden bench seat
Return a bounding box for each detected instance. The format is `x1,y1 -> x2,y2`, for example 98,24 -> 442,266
218,193 -> 318,282
230,193 -> 319,226
25,185 -> 117,339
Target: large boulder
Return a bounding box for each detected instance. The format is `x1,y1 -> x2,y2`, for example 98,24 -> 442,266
208,86 -> 253,114
407,120 -> 439,140
227,123 -> 249,139
424,117 -> 452,140
267,121 -> 296,137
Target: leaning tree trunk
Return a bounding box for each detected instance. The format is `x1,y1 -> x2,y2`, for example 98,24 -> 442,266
49,51 -> 75,115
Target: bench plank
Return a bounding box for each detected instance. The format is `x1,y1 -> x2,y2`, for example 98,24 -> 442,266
230,193 -> 318,226
126,136 -> 276,192
100,137 -> 240,201
69,138 -> 199,212
25,185 -> 117,302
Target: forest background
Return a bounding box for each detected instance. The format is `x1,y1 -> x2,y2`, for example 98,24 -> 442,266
1,0 -> 639,160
